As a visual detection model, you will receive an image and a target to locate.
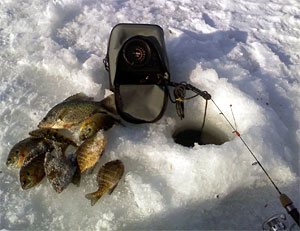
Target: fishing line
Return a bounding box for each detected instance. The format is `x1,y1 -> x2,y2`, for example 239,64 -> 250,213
211,98 -> 282,195
210,98 -> 299,226
165,80 -> 299,225
167,80 -> 282,194
230,104 -> 238,130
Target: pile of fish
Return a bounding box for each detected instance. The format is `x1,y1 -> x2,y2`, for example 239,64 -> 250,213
6,93 -> 124,206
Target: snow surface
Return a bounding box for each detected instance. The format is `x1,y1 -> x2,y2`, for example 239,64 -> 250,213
0,0 -> 299,230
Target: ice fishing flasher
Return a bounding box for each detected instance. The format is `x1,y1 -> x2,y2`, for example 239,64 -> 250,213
104,24 -> 171,123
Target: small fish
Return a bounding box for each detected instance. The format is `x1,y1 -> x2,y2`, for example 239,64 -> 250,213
20,151 -> 46,190
85,160 -> 124,206
29,128 -> 78,148
6,137 -> 48,168
38,94 -> 118,129
21,139 -> 54,167
44,145 -> 77,193
79,113 -> 119,140
76,130 -> 107,174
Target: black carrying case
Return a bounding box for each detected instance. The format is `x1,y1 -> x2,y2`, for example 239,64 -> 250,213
104,23 -> 170,124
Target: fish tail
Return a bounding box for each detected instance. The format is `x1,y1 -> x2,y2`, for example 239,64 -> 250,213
85,191 -> 104,206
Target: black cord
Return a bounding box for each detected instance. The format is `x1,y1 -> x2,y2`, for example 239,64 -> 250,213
164,80 -> 210,132
200,99 -> 208,133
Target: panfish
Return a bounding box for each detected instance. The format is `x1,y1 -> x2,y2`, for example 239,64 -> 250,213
6,137 -> 49,168
38,94 -> 118,129
76,130 -> 106,174
29,128 -> 78,148
21,139 -> 54,167
20,151 -> 46,190
79,113 -> 119,140
44,145 -> 77,193
85,160 -> 124,206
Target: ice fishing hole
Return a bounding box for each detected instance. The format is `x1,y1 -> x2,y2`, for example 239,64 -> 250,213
172,125 -> 230,147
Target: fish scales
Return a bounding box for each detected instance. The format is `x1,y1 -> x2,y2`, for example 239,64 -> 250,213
6,137 -> 45,168
22,139 -> 54,166
79,113 -> 117,140
85,160 -> 124,206
20,152 -> 46,190
29,128 -> 78,147
39,101 -> 103,129
38,94 -> 118,129
76,130 -> 107,173
44,146 -> 77,193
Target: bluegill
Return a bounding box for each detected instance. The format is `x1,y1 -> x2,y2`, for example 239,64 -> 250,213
29,128 -> 78,148
76,130 -> 106,174
44,145 -> 77,193
19,151 -> 47,190
79,113 -> 118,140
38,94 -> 117,129
6,138 -> 49,168
85,160 -> 124,206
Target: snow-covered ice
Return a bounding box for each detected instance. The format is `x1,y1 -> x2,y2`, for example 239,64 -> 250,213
0,0 -> 299,230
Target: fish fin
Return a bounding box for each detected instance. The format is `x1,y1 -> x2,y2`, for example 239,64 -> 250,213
63,93 -> 94,102
108,184 -> 118,195
97,94 -> 118,115
85,191 -> 103,206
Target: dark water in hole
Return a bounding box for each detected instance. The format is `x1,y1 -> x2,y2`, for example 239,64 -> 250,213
173,128 -> 228,147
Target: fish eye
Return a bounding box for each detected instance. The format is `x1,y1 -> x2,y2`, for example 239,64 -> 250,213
26,172 -> 30,176
22,180 -> 27,185
15,150 -> 20,154
88,127 -> 92,132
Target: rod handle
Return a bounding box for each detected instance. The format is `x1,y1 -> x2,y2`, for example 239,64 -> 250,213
280,194 -> 300,226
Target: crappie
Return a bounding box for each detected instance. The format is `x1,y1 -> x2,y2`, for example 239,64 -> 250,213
29,128 -> 78,148
85,160 -> 124,206
76,130 -> 106,174
79,113 -> 118,140
19,151 -> 47,190
44,145 -> 77,193
38,94 -> 118,129
6,137 -> 48,168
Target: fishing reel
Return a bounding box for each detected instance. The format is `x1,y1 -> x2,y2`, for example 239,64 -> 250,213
262,214 -> 289,231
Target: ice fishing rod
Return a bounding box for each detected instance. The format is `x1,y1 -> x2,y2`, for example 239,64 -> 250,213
210,98 -> 299,227
166,80 -> 299,227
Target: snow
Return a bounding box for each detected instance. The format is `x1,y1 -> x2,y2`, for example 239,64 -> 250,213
0,0 -> 299,230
